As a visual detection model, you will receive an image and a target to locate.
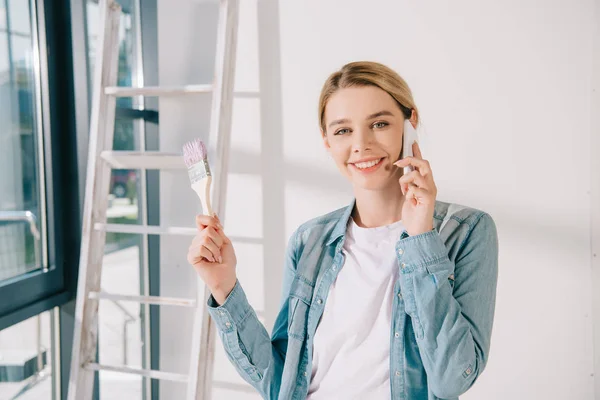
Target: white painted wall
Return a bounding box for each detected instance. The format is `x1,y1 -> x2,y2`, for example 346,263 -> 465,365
157,0 -> 598,399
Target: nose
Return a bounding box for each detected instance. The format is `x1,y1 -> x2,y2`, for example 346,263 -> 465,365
351,127 -> 374,153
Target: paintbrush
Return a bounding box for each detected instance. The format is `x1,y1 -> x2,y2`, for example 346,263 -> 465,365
182,138 -> 214,217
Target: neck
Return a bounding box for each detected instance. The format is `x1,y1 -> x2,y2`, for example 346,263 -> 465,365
351,182 -> 406,228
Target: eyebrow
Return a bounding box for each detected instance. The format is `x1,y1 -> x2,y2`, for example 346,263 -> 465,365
328,118 -> 350,129
367,110 -> 394,119
327,110 -> 395,129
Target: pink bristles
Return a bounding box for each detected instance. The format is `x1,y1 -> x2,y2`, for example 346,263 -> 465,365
182,138 -> 208,168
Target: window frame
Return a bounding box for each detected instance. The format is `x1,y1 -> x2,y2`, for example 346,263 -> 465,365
0,0 -> 81,331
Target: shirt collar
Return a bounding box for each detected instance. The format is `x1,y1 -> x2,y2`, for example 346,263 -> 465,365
325,197 -> 412,246
325,198 -> 356,247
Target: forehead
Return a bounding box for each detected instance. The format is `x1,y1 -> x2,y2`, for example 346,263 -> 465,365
324,85 -> 401,122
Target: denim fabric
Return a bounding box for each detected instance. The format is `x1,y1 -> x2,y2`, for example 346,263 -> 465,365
207,199 -> 499,400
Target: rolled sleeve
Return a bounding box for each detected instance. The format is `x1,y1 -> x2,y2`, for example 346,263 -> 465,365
397,229 -> 450,274
207,279 -> 253,333
394,213 -> 499,398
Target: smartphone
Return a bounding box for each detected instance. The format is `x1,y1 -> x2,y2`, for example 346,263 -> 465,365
401,119 -> 419,175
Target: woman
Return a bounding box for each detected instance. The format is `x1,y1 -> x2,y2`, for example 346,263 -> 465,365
187,61 -> 499,400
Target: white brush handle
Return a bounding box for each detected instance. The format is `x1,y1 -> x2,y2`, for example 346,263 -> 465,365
191,176 -> 214,216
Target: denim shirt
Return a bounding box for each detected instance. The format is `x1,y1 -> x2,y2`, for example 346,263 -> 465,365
207,199 -> 499,400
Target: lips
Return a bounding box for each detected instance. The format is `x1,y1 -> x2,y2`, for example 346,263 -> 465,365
349,157 -> 385,173
350,157 -> 383,168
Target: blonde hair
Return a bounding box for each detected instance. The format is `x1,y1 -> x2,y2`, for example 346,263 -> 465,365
318,61 -> 419,134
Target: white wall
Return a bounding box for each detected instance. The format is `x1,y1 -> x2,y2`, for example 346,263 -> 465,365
158,0 -> 598,399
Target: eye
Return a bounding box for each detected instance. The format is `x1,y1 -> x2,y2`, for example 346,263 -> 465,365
372,121 -> 389,129
334,128 -> 351,136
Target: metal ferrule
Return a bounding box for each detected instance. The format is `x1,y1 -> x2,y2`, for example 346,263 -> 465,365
187,159 -> 212,183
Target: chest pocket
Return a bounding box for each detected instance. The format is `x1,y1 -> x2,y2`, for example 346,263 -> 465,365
288,275 -> 314,341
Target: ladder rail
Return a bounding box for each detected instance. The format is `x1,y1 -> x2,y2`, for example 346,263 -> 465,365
68,1 -> 240,399
188,1 -> 240,399
68,1 -> 122,399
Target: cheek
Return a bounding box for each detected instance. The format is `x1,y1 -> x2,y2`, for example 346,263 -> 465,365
331,150 -> 348,166
326,142 -> 349,162
382,133 -> 403,155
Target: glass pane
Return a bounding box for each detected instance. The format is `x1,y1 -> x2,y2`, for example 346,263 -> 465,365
7,0 -> 31,35
99,236 -> 143,399
0,3 -> 6,30
0,0 -> 44,282
0,311 -> 54,398
86,2 -> 140,241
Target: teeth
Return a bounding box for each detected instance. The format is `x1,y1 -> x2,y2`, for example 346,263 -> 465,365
354,159 -> 382,169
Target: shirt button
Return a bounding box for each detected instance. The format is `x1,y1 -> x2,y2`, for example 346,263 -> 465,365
401,262 -> 406,269
465,367 -> 472,375
317,299 -> 323,305
395,332 -> 400,338
397,292 -> 402,299
219,311 -> 225,316
398,249 -> 404,255
395,371 -> 401,377
304,372 -> 308,377
332,265 -> 336,271
225,322 -> 231,328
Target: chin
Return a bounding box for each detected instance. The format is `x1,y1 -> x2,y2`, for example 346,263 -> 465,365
350,175 -> 394,191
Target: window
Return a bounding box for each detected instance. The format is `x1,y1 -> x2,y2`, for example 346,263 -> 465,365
0,311 -> 56,399
0,0 -> 79,338
0,0 -> 46,284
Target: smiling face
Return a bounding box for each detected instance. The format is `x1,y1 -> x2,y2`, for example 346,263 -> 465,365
322,85 -> 412,191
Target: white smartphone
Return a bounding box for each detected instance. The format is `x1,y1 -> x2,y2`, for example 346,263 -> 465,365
401,119 -> 419,175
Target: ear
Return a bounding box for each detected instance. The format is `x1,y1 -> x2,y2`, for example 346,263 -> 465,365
409,109 -> 418,130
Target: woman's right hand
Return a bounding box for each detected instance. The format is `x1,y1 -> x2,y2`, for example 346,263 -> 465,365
187,214 -> 237,305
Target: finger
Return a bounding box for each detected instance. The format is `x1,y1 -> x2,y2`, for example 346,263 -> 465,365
401,181 -> 419,196
213,225 -> 231,245
188,244 -> 217,263
200,239 -> 221,262
412,141 -> 423,159
399,170 -> 428,189
196,214 -> 223,231
188,247 -> 212,265
204,226 -> 224,248
399,171 -> 427,187
406,185 -> 432,204
189,257 -> 213,270
196,245 -> 217,263
393,157 -> 431,176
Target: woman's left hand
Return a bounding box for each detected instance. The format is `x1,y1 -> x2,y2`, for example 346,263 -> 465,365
393,141 -> 438,236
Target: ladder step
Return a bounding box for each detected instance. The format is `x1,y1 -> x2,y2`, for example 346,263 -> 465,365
100,151 -> 185,170
89,291 -> 196,307
95,223 -> 263,244
105,84 -> 213,97
95,223 -> 196,236
84,363 -> 188,383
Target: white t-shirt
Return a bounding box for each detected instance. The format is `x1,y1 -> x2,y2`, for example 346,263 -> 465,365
306,217 -> 405,400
